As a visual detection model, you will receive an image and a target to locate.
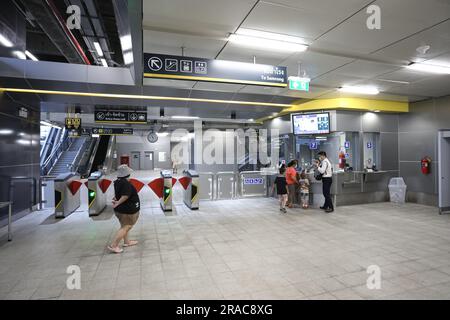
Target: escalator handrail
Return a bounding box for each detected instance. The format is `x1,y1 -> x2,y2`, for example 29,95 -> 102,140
42,129 -> 73,175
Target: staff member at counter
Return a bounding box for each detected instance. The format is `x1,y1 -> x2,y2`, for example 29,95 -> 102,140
316,151 -> 334,213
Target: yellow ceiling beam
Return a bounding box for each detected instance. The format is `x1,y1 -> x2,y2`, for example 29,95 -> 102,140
0,87 -> 293,108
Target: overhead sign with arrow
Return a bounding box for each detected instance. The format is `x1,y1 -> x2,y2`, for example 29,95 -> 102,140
144,53 -> 287,87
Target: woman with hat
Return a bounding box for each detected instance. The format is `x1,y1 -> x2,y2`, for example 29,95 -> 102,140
108,164 -> 141,253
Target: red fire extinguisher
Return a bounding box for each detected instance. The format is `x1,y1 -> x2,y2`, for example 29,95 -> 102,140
421,156 -> 431,174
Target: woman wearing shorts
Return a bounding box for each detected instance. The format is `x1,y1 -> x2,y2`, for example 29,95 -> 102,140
108,165 -> 141,253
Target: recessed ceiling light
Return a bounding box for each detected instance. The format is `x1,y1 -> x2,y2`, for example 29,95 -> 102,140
13,51 -> 26,60
406,62 -> 450,74
0,33 -> 13,47
93,42 -> 104,57
171,115 -> 199,120
25,50 -> 38,61
0,129 -> 14,135
100,58 -> 108,67
338,86 -> 379,95
228,28 -> 308,52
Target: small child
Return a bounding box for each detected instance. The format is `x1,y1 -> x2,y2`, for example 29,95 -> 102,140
272,167 -> 289,213
298,171 -> 310,209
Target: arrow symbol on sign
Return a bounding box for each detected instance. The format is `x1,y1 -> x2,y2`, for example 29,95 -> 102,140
148,57 -> 162,71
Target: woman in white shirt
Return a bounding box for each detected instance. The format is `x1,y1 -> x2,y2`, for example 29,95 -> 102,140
316,151 -> 334,213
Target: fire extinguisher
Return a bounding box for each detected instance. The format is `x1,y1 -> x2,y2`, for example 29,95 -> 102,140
421,156 -> 431,174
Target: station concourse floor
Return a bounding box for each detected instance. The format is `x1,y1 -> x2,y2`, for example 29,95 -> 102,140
1,171 -> 450,300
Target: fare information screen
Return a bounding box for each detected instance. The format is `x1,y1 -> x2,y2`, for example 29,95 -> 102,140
292,113 -> 330,135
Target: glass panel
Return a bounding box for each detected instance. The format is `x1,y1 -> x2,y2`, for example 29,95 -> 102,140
363,132 -> 379,171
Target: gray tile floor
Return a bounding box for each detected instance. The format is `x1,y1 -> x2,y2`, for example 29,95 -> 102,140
1,196 -> 450,300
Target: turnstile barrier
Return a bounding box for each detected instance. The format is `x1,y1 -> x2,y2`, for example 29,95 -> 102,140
180,170 -> 199,209
54,172 -> 82,218
148,170 -> 177,212
87,171 -> 111,216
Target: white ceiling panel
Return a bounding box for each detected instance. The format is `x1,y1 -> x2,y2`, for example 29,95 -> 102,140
375,68 -> 435,83
312,0 -> 450,55
238,85 -> 286,96
143,30 -> 225,58
242,1 -> 371,42
387,75 -> 450,98
316,90 -> 417,102
281,51 -> 354,78
330,60 -> 400,79
311,72 -> 366,88
217,42 -> 291,65
142,0 -> 256,36
192,82 -> 245,92
423,52 -> 450,68
143,78 -> 195,89
370,20 -> 450,64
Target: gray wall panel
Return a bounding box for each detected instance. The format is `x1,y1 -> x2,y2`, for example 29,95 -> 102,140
400,162 -> 436,194
336,111 -> 361,132
379,113 -> 399,133
399,99 -> 436,132
399,131 -> 437,161
380,132 -> 399,170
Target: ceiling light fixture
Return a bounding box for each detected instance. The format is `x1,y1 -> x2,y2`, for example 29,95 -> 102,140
228,28 -> 308,52
0,129 -> 14,135
93,42 -> 104,57
406,62 -> 450,74
120,35 -> 132,51
100,58 -> 108,67
156,132 -> 169,137
25,50 -> 38,61
13,51 -> 26,60
171,116 -> 200,120
40,120 -> 61,128
123,51 -> 133,65
0,33 -> 13,47
338,86 -> 380,95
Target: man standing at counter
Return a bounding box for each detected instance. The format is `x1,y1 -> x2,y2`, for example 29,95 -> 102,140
316,151 -> 334,213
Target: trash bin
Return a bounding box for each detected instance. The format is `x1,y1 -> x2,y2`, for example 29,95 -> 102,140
388,177 -> 407,203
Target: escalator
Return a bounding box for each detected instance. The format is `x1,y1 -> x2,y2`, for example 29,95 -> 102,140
90,135 -> 110,175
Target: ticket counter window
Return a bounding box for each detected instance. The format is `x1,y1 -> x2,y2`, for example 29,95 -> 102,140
294,132 -> 360,172
363,133 -> 379,171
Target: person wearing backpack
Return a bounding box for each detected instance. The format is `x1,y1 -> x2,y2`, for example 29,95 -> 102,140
315,151 -> 334,213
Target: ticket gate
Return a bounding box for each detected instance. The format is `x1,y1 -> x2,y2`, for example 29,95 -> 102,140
160,170 -> 174,211
148,170 -> 175,212
179,170 -> 199,210
87,171 -> 111,216
54,172 -> 82,218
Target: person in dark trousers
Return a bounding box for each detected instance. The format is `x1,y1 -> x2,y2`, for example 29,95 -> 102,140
272,167 -> 289,213
108,164 -> 141,253
316,151 -> 334,213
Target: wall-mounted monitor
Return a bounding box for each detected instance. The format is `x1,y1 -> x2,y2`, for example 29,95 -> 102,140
292,112 -> 330,135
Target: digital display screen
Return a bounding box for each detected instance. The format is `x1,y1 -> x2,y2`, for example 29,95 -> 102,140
292,113 -> 330,135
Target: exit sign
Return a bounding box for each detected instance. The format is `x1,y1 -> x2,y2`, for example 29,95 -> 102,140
288,77 -> 310,91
